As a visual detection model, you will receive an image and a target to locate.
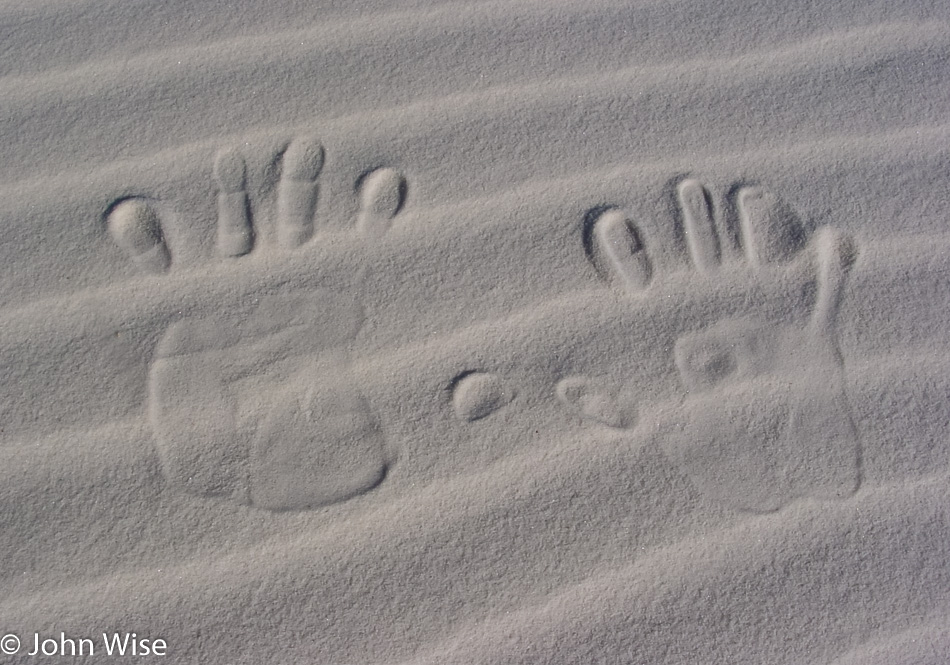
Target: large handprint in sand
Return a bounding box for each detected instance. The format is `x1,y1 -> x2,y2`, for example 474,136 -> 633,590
130,139 -> 405,511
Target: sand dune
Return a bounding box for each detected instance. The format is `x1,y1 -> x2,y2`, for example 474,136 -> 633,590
0,1 -> 948,663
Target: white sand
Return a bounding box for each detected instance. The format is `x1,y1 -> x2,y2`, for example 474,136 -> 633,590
1,0 -> 949,662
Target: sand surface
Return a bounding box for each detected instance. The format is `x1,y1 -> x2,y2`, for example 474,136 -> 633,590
1,1 -> 949,663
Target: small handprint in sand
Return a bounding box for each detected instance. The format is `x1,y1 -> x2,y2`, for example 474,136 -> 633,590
657,182 -> 860,512
583,178 -> 861,512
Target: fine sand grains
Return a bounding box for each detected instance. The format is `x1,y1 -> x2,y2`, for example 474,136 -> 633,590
1,1 -> 949,663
